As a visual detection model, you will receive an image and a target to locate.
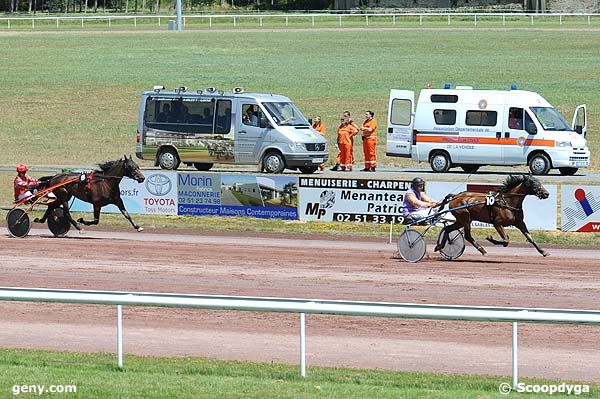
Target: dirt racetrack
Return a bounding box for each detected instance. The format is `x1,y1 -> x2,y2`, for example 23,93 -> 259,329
1,227 -> 599,382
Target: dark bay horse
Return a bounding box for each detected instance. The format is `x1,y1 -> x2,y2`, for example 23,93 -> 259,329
435,175 -> 550,257
35,155 -> 146,232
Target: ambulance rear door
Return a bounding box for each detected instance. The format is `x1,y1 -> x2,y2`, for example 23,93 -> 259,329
572,104 -> 587,138
386,90 -> 415,158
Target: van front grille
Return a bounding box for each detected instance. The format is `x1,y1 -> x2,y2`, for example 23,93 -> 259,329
306,143 -> 326,152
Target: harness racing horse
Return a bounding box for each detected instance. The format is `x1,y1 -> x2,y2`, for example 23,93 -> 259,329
35,155 -> 146,232
435,175 -> 550,257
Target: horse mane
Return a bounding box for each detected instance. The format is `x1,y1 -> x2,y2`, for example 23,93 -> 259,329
498,175 -> 526,193
97,159 -> 122,172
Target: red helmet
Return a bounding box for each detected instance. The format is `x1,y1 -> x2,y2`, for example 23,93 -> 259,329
16,163 -> 28,173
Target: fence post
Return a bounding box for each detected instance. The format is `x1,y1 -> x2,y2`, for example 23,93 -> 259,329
339,15 -> 342,27
56,18 -> 59,29
32,18 -> 35,29
512,322 -> 518,387
285,16 -> 288,26
117,305 -> 123,369
81,18 -> 84,28
392,14 -> 395,25
233,16 -> 236,27
7,19 -> 10,29
311,15 -> 314,26
158,17 -> 161,26
474,14 -> 477,26
389,219 -> 394,244
300,312 -> 306,377
209,17 -> 212,28
134,17 -> 136,27
503,14 -> 505,26
108,17 -> 111,28
419,15 -> 422,25
259,16 -> 262,27
559,15 -> 562,25
365,15 -> 368,26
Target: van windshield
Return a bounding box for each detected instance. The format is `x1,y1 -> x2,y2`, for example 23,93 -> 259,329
530,107 -> 571,131
263,102 -> 309,126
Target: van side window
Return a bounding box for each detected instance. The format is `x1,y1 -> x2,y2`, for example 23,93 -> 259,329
242,104 -> 264,127
390,99 -> 412,126
215,100 -> 232,134
433,109 -> 456,125
508,107 -> 524,130
466,110 -> 497,127
146,98 -> 215,134
430,95 -> 458,103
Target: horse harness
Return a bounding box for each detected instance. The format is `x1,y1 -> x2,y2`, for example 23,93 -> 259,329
486,191 -> 523,224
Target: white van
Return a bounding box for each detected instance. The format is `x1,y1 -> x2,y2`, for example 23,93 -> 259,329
386,85 -> 590,175
135,86 -> 328,174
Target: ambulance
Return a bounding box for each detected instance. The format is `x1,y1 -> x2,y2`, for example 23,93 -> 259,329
386,85 -> 590,175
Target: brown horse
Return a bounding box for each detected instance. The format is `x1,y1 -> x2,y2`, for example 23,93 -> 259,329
435,175 -> 550,257
35,155 -> 146,232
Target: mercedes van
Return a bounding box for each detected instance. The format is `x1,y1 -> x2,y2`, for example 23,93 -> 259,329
135,86 -> 328,174
386,85 -> 590,175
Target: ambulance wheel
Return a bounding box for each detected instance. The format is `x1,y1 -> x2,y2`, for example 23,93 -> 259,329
438,229 -> 465,261
461,165 -> 480,174
47,207 -> 71,237
263,151 -> 285,174
559,167 -> 578,176
397,228 -> 426,263
7,208 -> 31,238
158,148 -> 180,170
430,152 -> 451,173
528,153 -> 551,175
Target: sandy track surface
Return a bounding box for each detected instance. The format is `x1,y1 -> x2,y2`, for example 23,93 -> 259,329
1,228 -> 599,382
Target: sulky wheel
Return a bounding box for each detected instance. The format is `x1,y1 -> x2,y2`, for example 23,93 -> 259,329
47,207 -> 71,237
6,208 -> 31,238
397,228 -> 426,263
438,229 -> 466,260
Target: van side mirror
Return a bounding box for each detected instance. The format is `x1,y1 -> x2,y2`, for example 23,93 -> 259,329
260,118 -> 272,129
308,118 -> 313,125
575,125 -> 583,134
526,122 -> 537,135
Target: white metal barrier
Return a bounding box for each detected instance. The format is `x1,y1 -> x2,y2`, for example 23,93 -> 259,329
2,286 -> 600,385
0,12 -> 597,30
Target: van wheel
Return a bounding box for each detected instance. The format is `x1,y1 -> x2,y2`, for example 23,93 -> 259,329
528,153 -> 551,175
298,166 -> 318,174
559,167 -> 578,176
461,165 -> 480,174
430,152 -> 451,173
194,163 -> 214,171
158,148 -> 180,170
263,151 -> 285,174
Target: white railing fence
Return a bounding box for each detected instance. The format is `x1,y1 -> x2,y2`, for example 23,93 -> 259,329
2,286 -> 600,386
0,12 -> 597,30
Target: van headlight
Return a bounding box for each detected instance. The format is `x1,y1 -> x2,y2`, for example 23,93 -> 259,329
289,142 -> 305,151
555,141 -> 572,148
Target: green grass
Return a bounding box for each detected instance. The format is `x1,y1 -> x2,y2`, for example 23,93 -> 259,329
0,29 -> 599,172
0,349 -> 596,398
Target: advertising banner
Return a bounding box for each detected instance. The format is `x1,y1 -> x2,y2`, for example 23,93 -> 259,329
70,171 -> 177,215
561,185 -> 600,232
298,177 -> 411,223
177,173 -> 298,220
298,177 -> 557,230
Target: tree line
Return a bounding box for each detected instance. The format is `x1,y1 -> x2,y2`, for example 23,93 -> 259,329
0,0 -> 332,13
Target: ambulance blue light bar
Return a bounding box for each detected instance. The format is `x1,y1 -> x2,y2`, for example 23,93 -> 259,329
510,84 -> 518,90
444,83 -> 452,89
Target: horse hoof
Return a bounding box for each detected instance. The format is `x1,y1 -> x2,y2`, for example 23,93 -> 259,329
33,218 -> 41,223
137,227 -> 144,232
542,251 -> 550,257
433,245 -> 442,252
77,218 -> 84,223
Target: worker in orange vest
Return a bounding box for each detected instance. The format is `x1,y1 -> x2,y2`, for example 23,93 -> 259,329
337,115 -> 359,171
312,116 -> 326,171
359,110 -> 378,172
